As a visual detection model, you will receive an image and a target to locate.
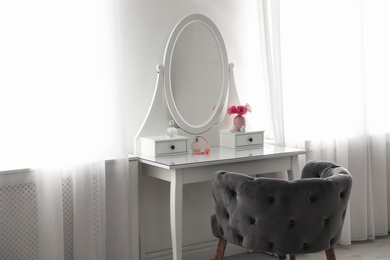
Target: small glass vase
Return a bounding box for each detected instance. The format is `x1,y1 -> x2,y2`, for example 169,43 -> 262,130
233,115 -> 246,131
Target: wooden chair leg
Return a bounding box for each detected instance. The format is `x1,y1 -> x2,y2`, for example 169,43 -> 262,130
325,247 -> 336,260
215,238 -> 227,260
289,255 -> 296,260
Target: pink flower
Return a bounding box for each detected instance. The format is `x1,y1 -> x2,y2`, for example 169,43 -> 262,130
227,103 -> 252,116
227,106 -> 237,115
236,105 -> 248,115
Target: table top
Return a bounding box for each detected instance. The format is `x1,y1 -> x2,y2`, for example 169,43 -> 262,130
137,144 -> 306,170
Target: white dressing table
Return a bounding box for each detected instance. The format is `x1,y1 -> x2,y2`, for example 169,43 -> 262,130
134,13 -> 306,260
138,145 -> 305,260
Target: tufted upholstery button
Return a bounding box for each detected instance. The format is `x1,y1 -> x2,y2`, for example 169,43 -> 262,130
303,243 -> 308,249
222,207 -> 230,220
289,219 -> 295,227
219,225 -> 224,235
231,190 -> 237,197
340,191 -> 344,198
268,197 -> 274,203
324,218 -> 329,225
249,217 -> 256,225
268,242 -> 274,249
236,235 -> 243,245
309,195 -> 317,202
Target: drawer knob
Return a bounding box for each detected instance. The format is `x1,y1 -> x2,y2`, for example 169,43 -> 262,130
171,145 -> 175,150
248,137 -> 253,142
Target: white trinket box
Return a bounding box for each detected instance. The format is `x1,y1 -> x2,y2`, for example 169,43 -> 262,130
220,130 -> 264,150
141,135 -> 188,157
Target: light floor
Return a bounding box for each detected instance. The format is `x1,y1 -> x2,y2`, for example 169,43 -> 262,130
225,235 -> 390,259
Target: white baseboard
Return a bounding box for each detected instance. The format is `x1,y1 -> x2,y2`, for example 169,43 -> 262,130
145,240 -> 247,260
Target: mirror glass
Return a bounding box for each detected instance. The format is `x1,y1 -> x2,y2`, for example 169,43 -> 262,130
164,14 -> 228,134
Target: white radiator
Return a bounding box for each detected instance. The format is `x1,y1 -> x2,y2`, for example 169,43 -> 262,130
0,182 -> 39,260
0,159 -> 139,260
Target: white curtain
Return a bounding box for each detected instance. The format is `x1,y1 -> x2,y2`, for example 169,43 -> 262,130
0,0 -> 137,259
257,0 -> 286,146
258,0 -> 390,244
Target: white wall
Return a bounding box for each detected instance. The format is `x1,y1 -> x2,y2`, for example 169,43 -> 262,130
120,1 -> 264,258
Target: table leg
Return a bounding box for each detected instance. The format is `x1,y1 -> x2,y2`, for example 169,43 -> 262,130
287,155 -> 299,181
170,169 -> 183,260
139,164 -> 146,260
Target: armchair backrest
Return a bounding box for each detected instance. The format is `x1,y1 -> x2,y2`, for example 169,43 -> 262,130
211,161 -> 352,255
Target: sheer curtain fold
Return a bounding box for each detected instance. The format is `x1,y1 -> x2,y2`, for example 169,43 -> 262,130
258,0 -> 390,245
35,168 -> 65,260
72,162 -> 106,260
257,0 -> 285,146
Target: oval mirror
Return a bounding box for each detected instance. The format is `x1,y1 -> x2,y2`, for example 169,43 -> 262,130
164,14 -> 229,134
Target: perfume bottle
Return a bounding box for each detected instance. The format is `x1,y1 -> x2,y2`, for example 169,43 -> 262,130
191,136 -> 211,155
191,136 -> 202,153
166,120 -> 178,138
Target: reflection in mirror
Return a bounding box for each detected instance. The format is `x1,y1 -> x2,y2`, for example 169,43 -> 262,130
164,14 -> 228,134
171,21 -> 222,126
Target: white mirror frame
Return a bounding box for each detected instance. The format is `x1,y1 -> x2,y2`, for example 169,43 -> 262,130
164,14 -> 229,134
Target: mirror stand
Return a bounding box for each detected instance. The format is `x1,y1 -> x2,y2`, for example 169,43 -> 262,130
134,64 -> 171,155
134,62 -> 244,156
220,63 -> 245,131
134,14 -> 254,156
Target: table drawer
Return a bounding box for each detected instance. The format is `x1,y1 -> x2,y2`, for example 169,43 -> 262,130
220,130 -> 264,150
141,135 -> 188,157
236,132 -> 263,147
155,139 -> 187,155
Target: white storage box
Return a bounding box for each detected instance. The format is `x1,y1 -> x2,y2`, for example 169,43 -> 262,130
220,130 -> 264,150
141,135 -> 188,157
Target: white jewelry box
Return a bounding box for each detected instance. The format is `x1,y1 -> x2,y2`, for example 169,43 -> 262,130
220,130 -> 264,150
141,135 -> 188,157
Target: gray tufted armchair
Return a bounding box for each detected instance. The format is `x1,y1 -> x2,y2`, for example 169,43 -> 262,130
211,161 -> 352,260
